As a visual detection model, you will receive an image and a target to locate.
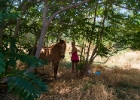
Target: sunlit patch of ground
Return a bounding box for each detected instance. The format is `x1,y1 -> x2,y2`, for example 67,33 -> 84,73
36,63 -> 140,100
15,49 -> 140,100
66,43 -> 140,70
94,50 -> 140,69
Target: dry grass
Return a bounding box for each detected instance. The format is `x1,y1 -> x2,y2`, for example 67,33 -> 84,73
11,49 -> 140,100
94,50 -> 140,70
35,62 -> 140,100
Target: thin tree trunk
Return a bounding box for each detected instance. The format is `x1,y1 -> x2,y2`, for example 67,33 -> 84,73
14,17 -> 22,38
85,42 -> 92,61
27,0 -> 90,73
84,44 -> 98,75
30,30 -> 41,55
13,0 -> 42,38
83,2 -> 110,76
35,0 -> 48,58
80,44 -> 98,76
14,5 -> 27,38
35,0 -> 90,58
30,38 -> 38,55
80,3 -> 98,76
80,41 -> 92,75
0,28 -> 3,47
80,44 -> 84,61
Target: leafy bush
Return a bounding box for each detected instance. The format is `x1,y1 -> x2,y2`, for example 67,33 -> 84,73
77,59 -> 86,70
0,37 -> 49,100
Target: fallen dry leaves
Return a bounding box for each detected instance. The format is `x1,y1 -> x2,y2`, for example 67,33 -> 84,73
35,64 -> 140,100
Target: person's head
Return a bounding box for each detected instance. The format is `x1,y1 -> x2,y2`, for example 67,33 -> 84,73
71,42 -> 75,47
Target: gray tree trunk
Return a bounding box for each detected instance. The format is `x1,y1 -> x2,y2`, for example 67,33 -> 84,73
27,0 -> 90,73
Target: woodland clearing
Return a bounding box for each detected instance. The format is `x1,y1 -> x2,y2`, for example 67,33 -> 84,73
37,50 -> 140,100
1,50 -> 140,100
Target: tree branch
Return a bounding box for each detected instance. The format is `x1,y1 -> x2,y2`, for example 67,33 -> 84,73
48,0 -> 90,24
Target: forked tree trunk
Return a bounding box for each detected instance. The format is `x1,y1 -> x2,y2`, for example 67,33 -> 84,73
84,44 -> 98,75
80,2 -> 110,76
79,35 -> 94,76
35,0 -> 90,58
27,0 -> 90,73
80,2 -> 98,76
80,44 -> 98,76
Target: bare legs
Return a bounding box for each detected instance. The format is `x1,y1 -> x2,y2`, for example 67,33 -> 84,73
72,62 -> 78,73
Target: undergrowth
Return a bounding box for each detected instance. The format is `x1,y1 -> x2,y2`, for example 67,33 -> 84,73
0,37 -> 49,100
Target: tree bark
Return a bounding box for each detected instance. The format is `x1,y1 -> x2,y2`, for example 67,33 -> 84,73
35,0 -> 48,58
81,2 -> 110,76
80,2 -> 98,76
35,0 -> 90,58
25,0 -> 91,73
84,44 -> 98,75
0,28 -> 3,47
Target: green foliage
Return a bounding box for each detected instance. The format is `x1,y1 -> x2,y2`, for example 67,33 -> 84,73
1,0 -> 140,98
0,37 -> 48,100
0,0 -> 20,27
0,0 -> 48,97
77,59 -> 86,70
97,43 -> 110,57
113,31 -> 140,50
2,37 -> 44,68
8,72 -> 48,100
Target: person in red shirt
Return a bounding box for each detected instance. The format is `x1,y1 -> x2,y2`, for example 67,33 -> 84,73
70,42 -> 79,73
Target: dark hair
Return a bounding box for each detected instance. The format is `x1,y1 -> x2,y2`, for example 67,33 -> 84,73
71,42 -> 75,45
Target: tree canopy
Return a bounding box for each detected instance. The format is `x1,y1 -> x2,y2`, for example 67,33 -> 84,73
0,0 -> 140,99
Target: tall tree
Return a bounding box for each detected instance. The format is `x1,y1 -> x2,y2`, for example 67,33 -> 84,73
70,0 -> 140,75
35,0 -> 90,58
23,0 -> 91,73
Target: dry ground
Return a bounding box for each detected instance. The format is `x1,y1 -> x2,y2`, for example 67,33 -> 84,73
1,48 -> 140,100
36,49 -> 140,100
37,63 -> 140,100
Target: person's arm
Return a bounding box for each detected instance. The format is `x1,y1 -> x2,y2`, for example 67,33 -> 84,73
69,47 -> 72,54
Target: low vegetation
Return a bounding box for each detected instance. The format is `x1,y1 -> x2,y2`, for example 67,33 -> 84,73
1,0 -> 140,100
1,49 -> 140,100
31,50 -> 140,100
38,62 -> 140,100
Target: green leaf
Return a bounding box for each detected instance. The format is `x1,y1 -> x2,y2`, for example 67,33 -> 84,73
7,82 -> 15,92
8,72 -> 48,100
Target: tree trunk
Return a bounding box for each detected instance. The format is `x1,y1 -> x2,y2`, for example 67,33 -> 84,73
35,0 -> 48,58
35,0 -> 90,58
0,28 -> 3,47
14,17 -> 22,38
85,42 -> 92,61
27,0 -> 90,73
80,45 -> 84,61
84,44 -> 98,75
80,44 -> 98,76
80,2 -> 98,76
30,38 -> 38,55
